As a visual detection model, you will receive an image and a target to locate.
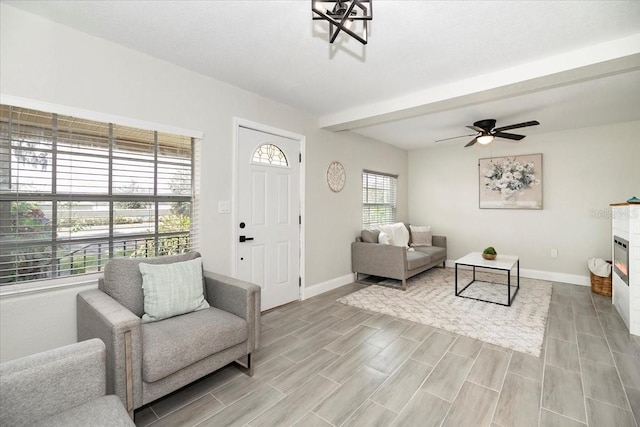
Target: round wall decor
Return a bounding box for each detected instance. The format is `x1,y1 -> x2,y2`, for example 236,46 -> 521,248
327,161 -> 346,192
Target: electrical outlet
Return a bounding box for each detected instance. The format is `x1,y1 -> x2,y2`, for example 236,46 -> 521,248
550,248 -> 558,258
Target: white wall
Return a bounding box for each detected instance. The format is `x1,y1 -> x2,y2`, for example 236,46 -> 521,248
409,121 -> 640,282
0,4 -> 408,361
304,134 -> 408,295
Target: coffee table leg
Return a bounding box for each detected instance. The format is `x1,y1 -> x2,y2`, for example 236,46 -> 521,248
508,268 -> 511,306
455,263 -> 458,296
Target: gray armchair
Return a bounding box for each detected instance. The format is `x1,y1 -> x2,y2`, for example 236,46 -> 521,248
76,252 -> 260,416
0,338 -> 134,427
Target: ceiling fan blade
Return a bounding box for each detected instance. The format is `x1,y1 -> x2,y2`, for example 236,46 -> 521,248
466,125 -> 484,133
464,137 -> 478,147
494,132 -> 525,141
493,120 -> 540,132
435,133 -> 476,143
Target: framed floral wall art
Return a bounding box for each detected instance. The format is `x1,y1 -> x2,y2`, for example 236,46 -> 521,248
479,154 -> 543,209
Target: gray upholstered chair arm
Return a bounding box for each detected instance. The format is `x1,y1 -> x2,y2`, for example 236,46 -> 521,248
432,235 -> 447,249
203,271 -> 261,351
77,289 -> 142,412
0,339 -> 106,427
351,242 -> 408,279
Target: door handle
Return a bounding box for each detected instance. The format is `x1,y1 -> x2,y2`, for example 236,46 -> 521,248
239,235 -> 254,243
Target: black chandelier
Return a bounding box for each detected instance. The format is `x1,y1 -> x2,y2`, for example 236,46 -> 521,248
312,0 -> 373,45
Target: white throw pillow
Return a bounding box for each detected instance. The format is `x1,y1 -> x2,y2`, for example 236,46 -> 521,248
393,223 -> 410,247
377,223 -> 410,248
410,224 -> 432,247
140,257 -> 210,323
378,231 -> 393,245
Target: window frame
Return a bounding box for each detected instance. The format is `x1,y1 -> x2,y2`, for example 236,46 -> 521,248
0,103 -> 201,289
362,169 -> 398,229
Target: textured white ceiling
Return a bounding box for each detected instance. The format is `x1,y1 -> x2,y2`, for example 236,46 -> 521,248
5,1 -> 640,149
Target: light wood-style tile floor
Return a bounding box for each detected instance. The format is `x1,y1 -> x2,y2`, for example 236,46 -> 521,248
135,277 -> 640,427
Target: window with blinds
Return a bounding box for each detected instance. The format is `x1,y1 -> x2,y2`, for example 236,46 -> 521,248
362,170 -> 397,229
0,104 -> 198,285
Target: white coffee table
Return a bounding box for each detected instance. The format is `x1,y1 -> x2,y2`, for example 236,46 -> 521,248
455,252 -> 520,306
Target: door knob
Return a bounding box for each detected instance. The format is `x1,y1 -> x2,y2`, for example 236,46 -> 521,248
239,235 -> 254,243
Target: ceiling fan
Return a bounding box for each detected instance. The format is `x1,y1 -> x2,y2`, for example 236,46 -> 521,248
436,119 -> 540,147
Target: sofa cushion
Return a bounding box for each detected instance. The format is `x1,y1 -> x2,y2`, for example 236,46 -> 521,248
414,245 -> 446,260
142,307 -> 248,383
406,251 -> 431,270
140,258 -> 210,323
101,252 -> 201,317
361,229 -> 380,243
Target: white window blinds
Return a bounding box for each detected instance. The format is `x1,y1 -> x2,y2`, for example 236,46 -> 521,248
0,104 -> 199,285
362,170 -> 397,229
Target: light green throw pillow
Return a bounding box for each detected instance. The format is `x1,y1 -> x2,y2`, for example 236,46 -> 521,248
140,257 -> 210,323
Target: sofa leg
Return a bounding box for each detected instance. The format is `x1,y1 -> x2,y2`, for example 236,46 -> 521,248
246,353 -> 253,377
402,279 -> 407,291
235,353 -> 254,377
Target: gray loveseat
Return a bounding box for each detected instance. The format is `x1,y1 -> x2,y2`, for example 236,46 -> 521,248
76,252 -> 260,415
352,226 -> 447,290
0,338 -> 134,427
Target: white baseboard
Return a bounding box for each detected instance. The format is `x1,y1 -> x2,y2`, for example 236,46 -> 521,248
303,273 -> 356,299
444,260 -> 590,286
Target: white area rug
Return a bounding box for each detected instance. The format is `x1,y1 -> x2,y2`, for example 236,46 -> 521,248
338,268 -> 552,356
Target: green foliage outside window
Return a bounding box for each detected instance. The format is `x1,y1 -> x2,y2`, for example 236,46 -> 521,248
3,202 -> 53,282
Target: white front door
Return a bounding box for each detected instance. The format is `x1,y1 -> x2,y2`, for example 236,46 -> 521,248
237,126 -> 300,311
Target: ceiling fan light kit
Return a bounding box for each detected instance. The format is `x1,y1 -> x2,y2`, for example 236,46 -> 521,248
312,0 -> 372,45
477,135 -> 494,145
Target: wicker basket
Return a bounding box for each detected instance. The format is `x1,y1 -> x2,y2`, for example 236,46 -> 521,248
590,270 -> 612,297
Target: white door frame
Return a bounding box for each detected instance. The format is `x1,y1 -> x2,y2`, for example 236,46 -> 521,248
231,118 -> 306,302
